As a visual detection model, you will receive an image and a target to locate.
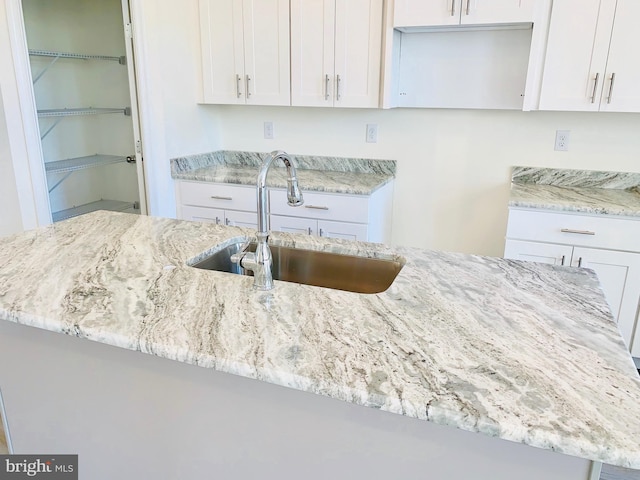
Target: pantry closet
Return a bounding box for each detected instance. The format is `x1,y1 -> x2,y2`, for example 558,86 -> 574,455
21,0 -> 146,222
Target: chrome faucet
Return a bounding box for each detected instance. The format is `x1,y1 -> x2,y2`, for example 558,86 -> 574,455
231,150 -> 304,290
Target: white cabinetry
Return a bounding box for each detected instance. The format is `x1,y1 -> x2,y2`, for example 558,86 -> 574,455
290,0 -> 383,108
270,182 -> 393,243
504,208 -> 640,356
176,182 -> 258,229
270,190 -> 370,241
176,180 -> 394,244
539,0 -> 640,113
393,0 -> 535,28
199,0 -> 290,105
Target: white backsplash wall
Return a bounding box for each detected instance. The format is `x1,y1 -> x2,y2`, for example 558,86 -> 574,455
205,105 -> 640,256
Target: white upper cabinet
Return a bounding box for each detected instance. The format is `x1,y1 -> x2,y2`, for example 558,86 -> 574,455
599,0 -> 640,112
200,0 -> 290,105
291,0 -> 383,108
393,0 -> 535,28
539,0 -> 640,112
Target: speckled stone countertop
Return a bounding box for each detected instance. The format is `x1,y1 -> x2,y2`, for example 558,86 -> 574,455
1,211 -> 640,468
509,167 -> 640,216
170,150 -> 396,195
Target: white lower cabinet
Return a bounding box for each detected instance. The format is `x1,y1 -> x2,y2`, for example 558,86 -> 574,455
175,179 -> 394,244
180,205 -> 258,229
176,182 -> 258,229
270,215 -> 368,241
505,208 -> 640,357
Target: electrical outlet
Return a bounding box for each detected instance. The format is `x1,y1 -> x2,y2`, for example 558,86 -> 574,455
366,124 -> 378,143
264,122 -> 274,140
555,130 -> 570,151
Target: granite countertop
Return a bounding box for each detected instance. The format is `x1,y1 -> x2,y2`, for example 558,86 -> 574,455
1,211 -> 640,468
170,150 -> 396,195
509,167 -> 640,217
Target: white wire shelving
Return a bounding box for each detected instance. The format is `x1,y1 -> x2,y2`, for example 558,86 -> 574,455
45,154 -> 135,193
28,49 -> 126,84
45,154 -> 129,174
52,199 -> 138,223
37,107 -> 130,118
29,49 -> 125,63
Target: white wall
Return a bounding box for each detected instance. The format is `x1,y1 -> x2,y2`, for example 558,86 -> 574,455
130,0 -> 222,218
203,105 -> 640,256
0,87 -> 23,237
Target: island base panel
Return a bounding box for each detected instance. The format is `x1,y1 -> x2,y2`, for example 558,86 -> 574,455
0,320 -> 592,480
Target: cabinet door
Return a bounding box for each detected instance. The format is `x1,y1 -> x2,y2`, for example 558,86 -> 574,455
291,0 -> 336,107
318,220 -> 368,241
599,0 -> 640,113
334,0 -> 383,108
503,239 -> 573,266
573,247 -> 640,351
461,0 -> 535,25
539,0 -> 616,111
225,210 -> 258,229
242,0 -> 291,106
179,205 -> 225,225
393,0 -> 461,27
270,215 -> 317,235
200,0 -> 245,104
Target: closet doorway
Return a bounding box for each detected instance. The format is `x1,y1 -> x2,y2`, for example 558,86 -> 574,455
21,0 -> 147,222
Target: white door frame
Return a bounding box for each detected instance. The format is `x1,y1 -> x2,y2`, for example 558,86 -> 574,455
1,0 -> 158,227
1,0 -> 50,228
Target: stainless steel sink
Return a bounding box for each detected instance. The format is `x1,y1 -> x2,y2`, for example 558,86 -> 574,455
191,241 -> 404,294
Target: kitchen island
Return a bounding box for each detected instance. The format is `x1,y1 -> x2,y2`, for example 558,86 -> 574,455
0,211 -> 639,479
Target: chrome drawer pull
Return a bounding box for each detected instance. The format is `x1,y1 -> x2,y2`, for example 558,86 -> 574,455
561,228 -> 595,236
561,255 -> 565,266
211,195 -> 233,201
304,205 -> 329,210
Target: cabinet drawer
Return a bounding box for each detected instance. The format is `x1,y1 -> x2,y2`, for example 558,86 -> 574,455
180,205 -> 225,224
178,181 -> 256,212
270,190 -> 369,223
506,208 -> 640,252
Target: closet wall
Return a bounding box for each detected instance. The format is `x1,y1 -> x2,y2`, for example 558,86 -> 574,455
23,0 -> 141,221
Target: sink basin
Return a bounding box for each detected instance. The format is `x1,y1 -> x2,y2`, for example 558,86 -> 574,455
191,241 -> 404,294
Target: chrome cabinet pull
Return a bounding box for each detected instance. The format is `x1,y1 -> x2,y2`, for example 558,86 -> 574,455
324,74 -> 330,101
607,73 -> 616,104
304,205 -> 329,210
336,75 -> 342,101
225,218 -> 231,226
319,228 -> 324,237
578,257 -> 583,268
246,75 -> 251,98
215,217 -> 221,225
561,228 -> 595,236
236,74 -> 242,98
591,73 -> 600,103
465,0 -> 470,15
451,0 -> 456,16
211,195 -> 233,201
307,227 -> 312,235
561,255 -> 565,266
